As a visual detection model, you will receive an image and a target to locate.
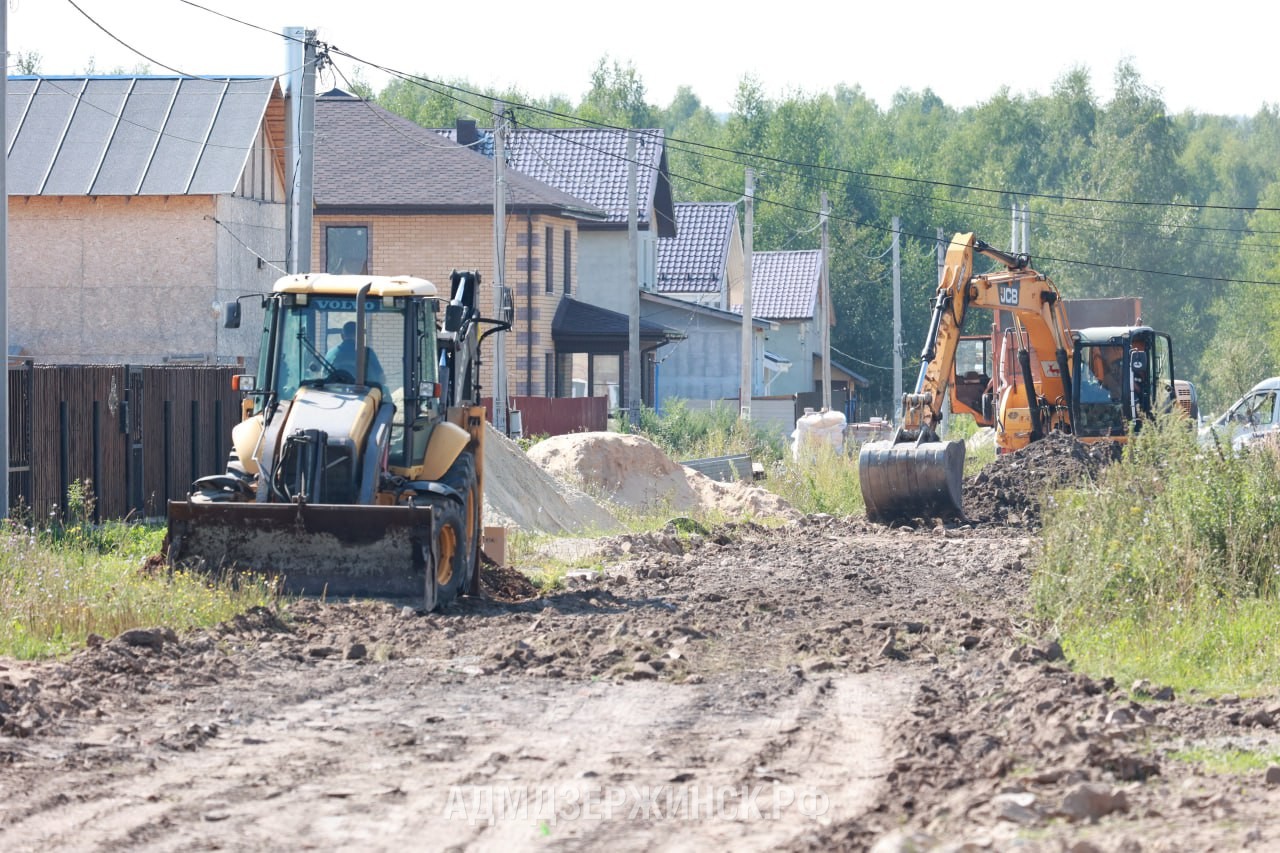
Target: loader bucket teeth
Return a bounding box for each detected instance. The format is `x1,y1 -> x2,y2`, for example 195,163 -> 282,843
858,437 -> 966,523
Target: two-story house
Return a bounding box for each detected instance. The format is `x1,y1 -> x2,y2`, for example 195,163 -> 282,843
313,92 -> 620,407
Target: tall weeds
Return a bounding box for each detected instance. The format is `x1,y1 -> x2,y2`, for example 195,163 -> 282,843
1034,416 -> 1280,692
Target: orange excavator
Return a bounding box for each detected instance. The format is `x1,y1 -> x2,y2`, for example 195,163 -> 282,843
858,232 -> 1193,523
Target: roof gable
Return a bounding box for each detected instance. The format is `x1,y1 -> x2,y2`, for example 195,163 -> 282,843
6,75 -> 279,196
316,94 -> 602,216
656,202 -> 738,294
745,250 -> 823,320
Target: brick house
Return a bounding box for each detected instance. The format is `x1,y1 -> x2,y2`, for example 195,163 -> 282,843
443,122 -> 684,408
313,92 -> 616,405
5,75 -> 286,364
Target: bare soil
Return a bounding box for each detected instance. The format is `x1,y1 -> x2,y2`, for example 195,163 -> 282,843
2,435 -> 1279,851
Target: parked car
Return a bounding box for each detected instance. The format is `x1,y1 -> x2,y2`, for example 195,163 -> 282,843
1198,377 -> 1280,450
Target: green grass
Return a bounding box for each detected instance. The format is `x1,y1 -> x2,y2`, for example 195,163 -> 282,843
1034,415 -> 1280,696
1168,746 -> 1280,775
768,441 -> 865,516
631,399 -> 788,464
0,482 -> 278,659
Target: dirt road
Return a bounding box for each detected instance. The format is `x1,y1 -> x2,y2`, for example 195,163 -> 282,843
3,441 -> 1280,850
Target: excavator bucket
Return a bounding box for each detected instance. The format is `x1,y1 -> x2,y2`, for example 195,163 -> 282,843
858,433 -> 966,523
165,501 -> 437,604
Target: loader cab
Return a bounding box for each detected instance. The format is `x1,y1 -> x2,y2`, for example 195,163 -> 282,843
252,275 -> 444,470
1070,327 -> 1175,438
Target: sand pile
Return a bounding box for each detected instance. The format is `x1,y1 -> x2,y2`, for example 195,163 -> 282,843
481,426 -> 622,535
524,431 -> 800,523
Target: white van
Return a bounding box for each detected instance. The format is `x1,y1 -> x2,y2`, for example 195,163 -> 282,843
1199,377 -> 1280,450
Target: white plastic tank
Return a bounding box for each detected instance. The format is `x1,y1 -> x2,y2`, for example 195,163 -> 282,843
791,408 -> 848,460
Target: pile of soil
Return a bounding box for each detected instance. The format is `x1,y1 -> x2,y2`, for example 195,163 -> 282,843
964,432 -> 1120,528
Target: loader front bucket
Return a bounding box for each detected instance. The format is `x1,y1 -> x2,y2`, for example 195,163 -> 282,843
858,433 -> 966,523
165,501 -> 435,602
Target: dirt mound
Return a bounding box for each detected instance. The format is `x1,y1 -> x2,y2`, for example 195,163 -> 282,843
481,425 -> 621,535
526,431 -> 798,521
963,431 -> 1119,528
479,561 -> 540,602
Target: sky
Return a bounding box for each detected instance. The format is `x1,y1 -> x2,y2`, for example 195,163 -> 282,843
8,0 -> 1278,118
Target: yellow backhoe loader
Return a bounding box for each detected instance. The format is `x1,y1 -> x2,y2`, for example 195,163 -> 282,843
859,233 -> 1193,523
165,270 -> 509,609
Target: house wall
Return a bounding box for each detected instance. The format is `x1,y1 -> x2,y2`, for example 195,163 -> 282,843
763,318 -> 818,395
577,227 -> 658,314
214,195 -> 287,367
312,210 -> 578,398
643,300 -> 768,406
9,195 -> 224,364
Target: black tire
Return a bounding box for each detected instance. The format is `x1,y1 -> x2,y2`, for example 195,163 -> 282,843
440,450 -> 482,597
428,497 -> 467,608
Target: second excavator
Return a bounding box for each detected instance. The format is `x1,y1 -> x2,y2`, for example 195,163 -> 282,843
858,232 -> 1193,523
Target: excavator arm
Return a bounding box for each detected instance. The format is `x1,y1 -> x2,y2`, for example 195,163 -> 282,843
859,233 -> 1074,522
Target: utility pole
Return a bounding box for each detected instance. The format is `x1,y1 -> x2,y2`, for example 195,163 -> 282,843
819,191 -> 832,412
283,27 -> 316,274
627,131 -> 641,428
1,2 -> 9,517
740,169 -> 754,420
492,101 -> 509,435
892,215 -> 902,423
1021,201 -> 1030,254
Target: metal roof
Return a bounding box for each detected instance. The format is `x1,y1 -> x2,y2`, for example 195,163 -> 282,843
656,202 -> 737,294
6,75 -> 279,196
439,124 -> 676,237
748,250 -> 823,320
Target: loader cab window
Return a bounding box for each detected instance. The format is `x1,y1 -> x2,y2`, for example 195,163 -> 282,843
269,296 -> 406,401
390,303 -> 441,469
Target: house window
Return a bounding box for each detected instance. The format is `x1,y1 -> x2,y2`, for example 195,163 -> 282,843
326,226 -> 369,274
563,230 -> 572,294
544,226 -> 554,293
544,352 -> 554,397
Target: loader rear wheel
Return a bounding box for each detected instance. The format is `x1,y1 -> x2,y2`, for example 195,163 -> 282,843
429,499 -> 467,608
441,450 -> 481,596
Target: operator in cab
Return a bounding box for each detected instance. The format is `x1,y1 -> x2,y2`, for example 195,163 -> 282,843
325,321 -> 387,388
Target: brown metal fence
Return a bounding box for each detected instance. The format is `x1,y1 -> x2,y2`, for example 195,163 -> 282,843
483,395 -> 609,436
8,364 -> 241,523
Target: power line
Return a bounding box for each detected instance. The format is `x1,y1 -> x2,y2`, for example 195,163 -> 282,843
67,4 -> 1280,287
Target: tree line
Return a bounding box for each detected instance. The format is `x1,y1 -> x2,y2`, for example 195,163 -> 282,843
362,58 -> 1280,415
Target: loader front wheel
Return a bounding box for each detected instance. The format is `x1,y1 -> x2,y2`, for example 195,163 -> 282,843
441,450 -> 481,596
429,498 -> 467,608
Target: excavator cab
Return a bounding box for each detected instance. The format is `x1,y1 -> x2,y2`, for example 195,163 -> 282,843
1070,328 -> 1175,439
951,335 -> 994,424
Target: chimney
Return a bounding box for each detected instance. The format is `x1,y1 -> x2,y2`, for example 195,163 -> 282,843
456,118 -> 479,148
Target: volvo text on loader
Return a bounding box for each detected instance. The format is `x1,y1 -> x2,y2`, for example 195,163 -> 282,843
858,233 -> 1195,523
165,270 -> 509,610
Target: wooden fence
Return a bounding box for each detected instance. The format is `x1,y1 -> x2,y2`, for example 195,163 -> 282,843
8,363 -> 241,522
6,366 -> 610,523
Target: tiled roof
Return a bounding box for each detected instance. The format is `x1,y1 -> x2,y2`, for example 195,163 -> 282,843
741,250 -> 823,320
440,125 -> 675,237
314,93 -> 603,216
6,75 -> 278,196
656,202 -> 737,294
